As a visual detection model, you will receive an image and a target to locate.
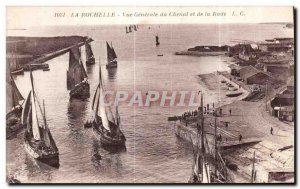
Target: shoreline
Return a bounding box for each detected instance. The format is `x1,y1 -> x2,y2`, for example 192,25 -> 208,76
173,71 -> 294,183
197,72 -> 250,109
175,51 -> 227,56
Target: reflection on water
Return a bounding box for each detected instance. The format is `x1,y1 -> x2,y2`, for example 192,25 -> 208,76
7,24 -> 292,183
107,67 -> 117,80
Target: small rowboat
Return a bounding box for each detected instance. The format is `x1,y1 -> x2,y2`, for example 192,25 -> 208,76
226,91 -> 243,97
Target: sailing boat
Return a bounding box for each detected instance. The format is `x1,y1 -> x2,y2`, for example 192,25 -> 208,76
67,46 -> 90,99
128,25 -> 132,33
85,42 -> 95,66
6,62 -> 25,139
155,35 -> 160,46
92,60 -> 126,147
106,42 -> 118,69
189,94 -> 211,183
9,45 -> 24,75
23,71 -> 59,168
126,26 -> 129,34
133,25 -> 137,31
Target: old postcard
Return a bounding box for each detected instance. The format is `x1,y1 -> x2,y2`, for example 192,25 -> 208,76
6,6 -> 295,184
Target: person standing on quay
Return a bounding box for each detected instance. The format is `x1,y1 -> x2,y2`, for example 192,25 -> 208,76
229,109 -> 232,116
239,134 -> 242,142
270,127 -> 273,135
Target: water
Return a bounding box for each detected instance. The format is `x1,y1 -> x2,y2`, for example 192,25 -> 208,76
7,24 -> 292,183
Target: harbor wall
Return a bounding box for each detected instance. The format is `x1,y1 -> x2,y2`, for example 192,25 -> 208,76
7,36 -> 90,65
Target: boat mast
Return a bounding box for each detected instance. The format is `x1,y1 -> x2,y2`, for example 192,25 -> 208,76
30,71 -> 41,140
11,76 -> 16,109
214,114 -> 217,182
42,99 -> 48,142
116,105 -> 120,126
251,151 -> 256,183
200,93 -> 204,182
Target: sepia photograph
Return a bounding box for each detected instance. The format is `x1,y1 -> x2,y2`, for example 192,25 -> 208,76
5,6 -> 295,184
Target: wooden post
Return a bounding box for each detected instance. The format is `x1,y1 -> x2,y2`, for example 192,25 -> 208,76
266,80 -> 268,111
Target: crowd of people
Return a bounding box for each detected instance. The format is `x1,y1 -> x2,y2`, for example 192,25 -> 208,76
178,103 -> 241,143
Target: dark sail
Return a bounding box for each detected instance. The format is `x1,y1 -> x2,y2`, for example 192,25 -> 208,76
69,47 -> 80,69
6,60 -> 24,113
11,76 -> 24,107
85,42 -> 94,60
128,25 -> 132,32
67,46 -> 87,89
111,47 -> 117,59
126,26 -> 128,33
22,91 -> 31,127
156,35 -> 160,46
106,42 -> 115,63
134,25 -> 137,31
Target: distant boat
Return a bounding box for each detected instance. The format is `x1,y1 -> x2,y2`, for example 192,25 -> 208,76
67,46 -> 90,99
85,42 -> 95,66
128,25 -> 132,33
6,62 -> 24,139
133,25 -> 137,31
228,87 -> 237,91
226,91 -> 243,97
155,35 -> 160,46
23,71 -> 59,168
126,26 -> 129,33
106,42 -> 118,69
92,61 -> 126,147
42,67 -> 50,71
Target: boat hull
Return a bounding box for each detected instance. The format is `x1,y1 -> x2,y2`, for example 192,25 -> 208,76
226,92 -> 243,97
70,81 -> 90,99
6,107 -> 24,139
24,139 -> 59,168
86,57 -> 95,66
106,61 -> 118,69
92,122 -> 126,147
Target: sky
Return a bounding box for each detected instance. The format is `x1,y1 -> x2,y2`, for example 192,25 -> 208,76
6,6 -> 294,29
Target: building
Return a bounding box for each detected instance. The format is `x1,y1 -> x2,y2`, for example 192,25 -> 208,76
285,76 -> 294,94
270,93 -> 294,121
238,44 -> 257,61
228,64 -> 240,76
258,43 -> 293,53
277,106 -> 294,122
257,55 -> 292,82
274,38 -> 294,45
258,38 -> 294,55
239,66 -> 271,85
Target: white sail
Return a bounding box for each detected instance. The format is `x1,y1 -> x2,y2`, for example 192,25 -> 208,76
31,92 -> 41,140
98,86 -> 110,131
202,161 -> 211,183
